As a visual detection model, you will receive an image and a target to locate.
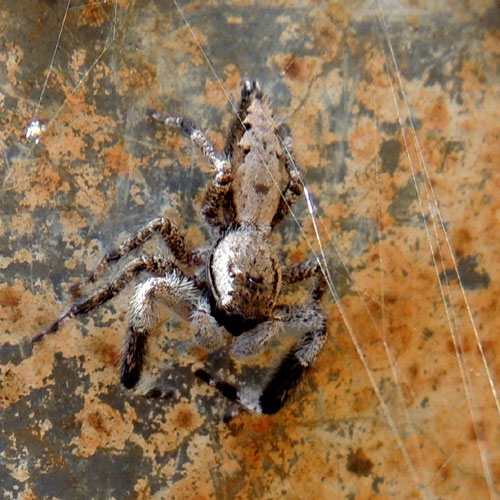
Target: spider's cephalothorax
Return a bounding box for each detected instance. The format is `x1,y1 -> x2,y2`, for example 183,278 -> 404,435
209,226 -> 282,322
33,80 -> 327,418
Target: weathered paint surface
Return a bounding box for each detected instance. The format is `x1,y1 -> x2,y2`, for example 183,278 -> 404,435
1,1 -> 499,498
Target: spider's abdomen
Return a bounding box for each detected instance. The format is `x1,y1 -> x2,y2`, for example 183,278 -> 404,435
231,97 -> 289,226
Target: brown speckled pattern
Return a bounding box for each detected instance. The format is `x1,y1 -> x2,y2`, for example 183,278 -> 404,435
1,1 -> 499,498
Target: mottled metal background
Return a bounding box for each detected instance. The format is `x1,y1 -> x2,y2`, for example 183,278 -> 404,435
1,1 -> 499,499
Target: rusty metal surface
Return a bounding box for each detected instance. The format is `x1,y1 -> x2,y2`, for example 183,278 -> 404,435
1,1 -> 499,498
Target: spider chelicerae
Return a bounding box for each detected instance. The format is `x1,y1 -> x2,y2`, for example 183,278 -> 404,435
33,79 -> 327,420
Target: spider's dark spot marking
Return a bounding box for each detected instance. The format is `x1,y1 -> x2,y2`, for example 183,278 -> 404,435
254,183 -> 270,195
106,248 -> 121,263
259,351 -> 307,414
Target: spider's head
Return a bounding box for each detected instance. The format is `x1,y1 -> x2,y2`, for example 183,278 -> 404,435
208,226 -> 281,321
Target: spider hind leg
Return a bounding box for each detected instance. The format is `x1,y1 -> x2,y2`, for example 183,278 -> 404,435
148,109 -> 233,232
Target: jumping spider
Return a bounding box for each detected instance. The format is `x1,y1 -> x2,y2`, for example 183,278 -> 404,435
34,80 -> 327,419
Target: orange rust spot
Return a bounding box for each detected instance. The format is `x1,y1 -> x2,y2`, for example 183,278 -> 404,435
408,362 -> 419,380
482,29 -> 500,55
96,342 -> 119,367
479,340 -> 497,364
231,426 -> 266,472
348,116 -> 381,166
368,300 -> 381,316
454,228 -> 472,258
352,386 -> 376,413
75,0 -> 113,27
87,410 -> 110,436
283,58 -> 300,79
103,140 -> 139,176
0,287 -> 21,307
435,459 -> 452,480
191,345 -> 210,362
204,68 -> 240,106
311,7 -> 343,60
447,336 -> 471,355
384,294 -> 398,305
174,408 -> 193,429
242,442 -> 264,470
288,247 -> 308,264
119,62 -> 156,93
457,227 -> 472,244
251,418 -> 271,435
280,56 -> 321,83
423,99 -> 449,131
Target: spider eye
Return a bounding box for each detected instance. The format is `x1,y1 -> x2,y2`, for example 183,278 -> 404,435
229,271 -> 236,278
247,275 -> 263,285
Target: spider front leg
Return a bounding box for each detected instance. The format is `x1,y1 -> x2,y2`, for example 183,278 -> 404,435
71,217 -> 199,296
148,110 -> 233,231
282,259 -> 328,301
197,260 -> 327,418
122,271 -> 221,388
33,254 -> 176,343
230,261 -> 327,359
196,303 -> 327,418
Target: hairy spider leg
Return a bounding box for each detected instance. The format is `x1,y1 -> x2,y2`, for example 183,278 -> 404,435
281,259 -> 324,285
33,254 -> 177,343
271,123 -> 305,228
196,268 -> 327,417
70,217 -> 198,297
122,270 -> 220,388
148,110 -> 232,232
195,303 -> 327,417
230,260 -> 327,359
261,310 -> 326,414
282,259 -> 328,302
